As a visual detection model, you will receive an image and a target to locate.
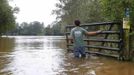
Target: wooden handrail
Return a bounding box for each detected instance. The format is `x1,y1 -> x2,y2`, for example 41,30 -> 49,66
66,21 -> 121,28
65,31 -> 120,35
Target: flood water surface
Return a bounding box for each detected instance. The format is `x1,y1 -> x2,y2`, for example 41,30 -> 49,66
0,36 -> 134,75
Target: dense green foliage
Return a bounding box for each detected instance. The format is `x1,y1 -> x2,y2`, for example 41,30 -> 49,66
0,0 -> 16,35
53,0 -> 134,27
53,0 -> 103,24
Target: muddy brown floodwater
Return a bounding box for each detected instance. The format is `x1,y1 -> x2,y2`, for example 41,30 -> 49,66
0,36 -> 134,75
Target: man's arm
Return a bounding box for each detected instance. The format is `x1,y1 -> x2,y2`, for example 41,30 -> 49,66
69,29 -> 74,43
85,30 -> 102,36
69,36 -> 73,43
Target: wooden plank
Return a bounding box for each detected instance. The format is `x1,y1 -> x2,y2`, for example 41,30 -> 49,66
85,45 -> 120,51
84,39 -> 122,43
67,44 -> 120,51
66,38 -> 122,43
66,21 -> 121,28
86,51 -> 119,58
101,31 -> 120,34
66,31 -> 120,35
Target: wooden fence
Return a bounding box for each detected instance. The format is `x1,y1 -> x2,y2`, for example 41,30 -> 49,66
65,21 -> 124,59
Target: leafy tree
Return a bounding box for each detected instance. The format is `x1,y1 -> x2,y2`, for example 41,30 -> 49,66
28,21 -> 44,35
0,0 -> 16,35
53,0 -> 103,24
51,22 -> 64,35
44,25 -> 52,35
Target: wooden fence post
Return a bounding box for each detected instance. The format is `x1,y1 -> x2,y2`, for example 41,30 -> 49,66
122,18 -> 131,60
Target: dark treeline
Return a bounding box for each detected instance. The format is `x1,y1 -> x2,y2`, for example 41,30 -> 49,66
6,21 -> 64,36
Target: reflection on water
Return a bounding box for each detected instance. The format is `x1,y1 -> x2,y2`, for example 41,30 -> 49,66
0,37 -> 15,52
0,36 -> 134,75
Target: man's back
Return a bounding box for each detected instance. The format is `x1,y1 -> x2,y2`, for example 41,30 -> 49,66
69,20 -> 101,58
70,26 -> 88,47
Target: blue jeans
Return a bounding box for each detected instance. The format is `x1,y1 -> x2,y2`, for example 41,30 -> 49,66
74,46 -> 86,58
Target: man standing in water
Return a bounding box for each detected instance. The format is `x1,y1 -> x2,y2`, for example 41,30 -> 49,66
70,20 -> 102,58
